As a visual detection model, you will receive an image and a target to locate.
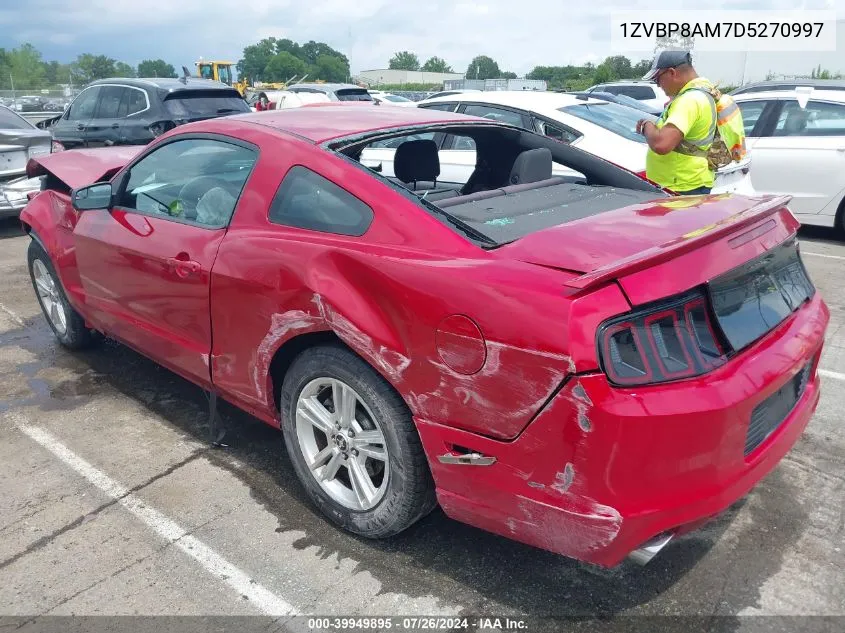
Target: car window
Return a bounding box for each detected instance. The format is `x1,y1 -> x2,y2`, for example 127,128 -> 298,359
0,106 -> 34,130
535,118 -> 581,144
335,88 -> 373,102
269,165 -> 374,236
419,102 -> 457,112
773,99 -> 845,136
95,86 -> 126,119
735,100 -> 771,135
118,88 -> 148,117
162,90 -> 250,118
66,87 -> 101,121
559,102 -> 654,143
611,85 -> 656,100
463,104 -> 526,128
368,132 -> 435,149
118,138 -> 257,229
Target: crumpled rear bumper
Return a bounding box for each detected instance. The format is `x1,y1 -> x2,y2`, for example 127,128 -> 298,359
414,293 -> 828,567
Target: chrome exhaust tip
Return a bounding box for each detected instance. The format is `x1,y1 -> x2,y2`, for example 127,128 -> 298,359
627,532 -> 674,566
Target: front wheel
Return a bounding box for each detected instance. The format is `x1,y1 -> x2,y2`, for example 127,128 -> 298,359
27,239 -> 98,349
280,344 -> 436,538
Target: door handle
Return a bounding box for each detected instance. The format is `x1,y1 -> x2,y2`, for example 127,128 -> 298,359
165,256 -> 201,278
76,124 -> 86,131
111,123 -> 119,129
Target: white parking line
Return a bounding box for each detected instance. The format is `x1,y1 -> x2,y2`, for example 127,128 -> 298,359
819,368 -> 845,382
802,251 -> 845,261
0,302 -> 26,327
14,417 -> 299,618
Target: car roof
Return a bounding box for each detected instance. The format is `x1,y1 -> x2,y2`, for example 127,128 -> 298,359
732,89 -> 845,103
420,90 -> 609,111
222,105 -> 498,143
288,83 -> 367,92
733,79 -> 845,92
87,77 -> 238,93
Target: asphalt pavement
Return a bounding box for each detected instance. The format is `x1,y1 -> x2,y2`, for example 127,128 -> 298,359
0,217 -> 843,633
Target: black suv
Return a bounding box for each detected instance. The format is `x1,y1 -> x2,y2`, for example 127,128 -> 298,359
40,77 -> 250,149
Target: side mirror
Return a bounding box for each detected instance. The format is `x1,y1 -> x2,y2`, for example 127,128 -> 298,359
71,183 -> 114,211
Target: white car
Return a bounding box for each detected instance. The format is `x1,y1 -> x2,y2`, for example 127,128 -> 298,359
584,81 -> 670,112
733,87 -> 845,229
360,91 -> 753,194
368,91 -> 417,107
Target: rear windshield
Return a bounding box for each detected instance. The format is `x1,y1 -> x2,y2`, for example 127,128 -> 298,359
336,88 -> 373,102
0,106 -> 34,130
559,102 -> 655,142
162,91 -> 250,119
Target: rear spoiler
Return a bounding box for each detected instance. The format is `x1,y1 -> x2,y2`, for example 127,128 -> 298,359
561,194 -> 793,291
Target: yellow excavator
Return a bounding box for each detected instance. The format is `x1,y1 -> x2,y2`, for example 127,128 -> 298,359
194,58 -> 328,97
194,59 -> 250,94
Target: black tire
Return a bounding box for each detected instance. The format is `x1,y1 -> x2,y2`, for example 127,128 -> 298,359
280,343 -> 437,538
27,239 -> 99,350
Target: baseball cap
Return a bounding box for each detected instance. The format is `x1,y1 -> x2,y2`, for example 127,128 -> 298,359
642,49 -> 693,81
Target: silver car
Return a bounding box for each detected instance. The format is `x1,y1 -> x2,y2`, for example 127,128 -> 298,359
1,105 -> 53,218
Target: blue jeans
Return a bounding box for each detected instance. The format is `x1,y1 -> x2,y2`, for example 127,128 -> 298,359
676,186 -> 712,195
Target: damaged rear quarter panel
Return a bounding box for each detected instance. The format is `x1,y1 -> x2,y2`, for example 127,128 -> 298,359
207,135 -> 630,439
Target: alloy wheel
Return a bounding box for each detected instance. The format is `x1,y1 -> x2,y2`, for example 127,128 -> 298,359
295,377 -> 389,511
32,259 -> 67,335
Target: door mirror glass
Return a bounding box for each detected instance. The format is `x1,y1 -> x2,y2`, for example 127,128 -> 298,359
72,183 -> 113,211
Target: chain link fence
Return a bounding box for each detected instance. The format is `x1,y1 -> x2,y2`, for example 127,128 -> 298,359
0,88 -> 81,115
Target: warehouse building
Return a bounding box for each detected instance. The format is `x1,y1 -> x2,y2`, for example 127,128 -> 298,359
355,69 -> 465,86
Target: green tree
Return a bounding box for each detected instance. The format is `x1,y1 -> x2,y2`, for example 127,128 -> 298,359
137,59 -> 177,78
72,54 -> 117,84
275,38 -> 302,59
389,51 -> 420,71
264,51 -> 307,82
466,55 -> 500,80
314,54 -> 348,82
237,37 -> 278,82
501,71 -> 517,79
43,60 -> 72,85
632,58 -> 651,77
114,62 -> 135,78
4,43 -> 46,90
301,41 -> 348,67
421,56 -> 452,73
604,55 -> 632,79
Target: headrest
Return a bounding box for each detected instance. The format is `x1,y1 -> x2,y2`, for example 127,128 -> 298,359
394,139 -> 440,183
508,148 -> 553,185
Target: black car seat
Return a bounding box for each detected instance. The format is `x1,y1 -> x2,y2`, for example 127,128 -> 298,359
394,139 -> 440,190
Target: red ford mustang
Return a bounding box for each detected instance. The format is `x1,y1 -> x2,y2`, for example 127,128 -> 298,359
19,105 -> 828,567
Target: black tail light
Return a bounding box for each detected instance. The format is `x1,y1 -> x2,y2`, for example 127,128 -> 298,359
598,289 -> 728,386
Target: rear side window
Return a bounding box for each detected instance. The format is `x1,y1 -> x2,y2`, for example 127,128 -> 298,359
609,85 -> 656,100
335,88 -> 373,102
163,90 -> 250,118
119,88 -> 148,116
419,102 -> 457,112
773,100 -> 845,136
560,102 -> 654,142
269,166 -> 374,236
0,106 -> 34,129
463,104 -> 526,128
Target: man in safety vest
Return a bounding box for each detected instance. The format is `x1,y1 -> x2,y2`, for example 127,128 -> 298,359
635,49 -> 746,195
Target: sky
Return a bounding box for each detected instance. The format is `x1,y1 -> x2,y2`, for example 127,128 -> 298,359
0,0 -> 842,83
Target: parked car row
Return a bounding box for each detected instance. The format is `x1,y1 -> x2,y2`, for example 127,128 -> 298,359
5,74 -> 845,237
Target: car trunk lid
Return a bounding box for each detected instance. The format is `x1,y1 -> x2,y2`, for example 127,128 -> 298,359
493,191 -> 797,305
